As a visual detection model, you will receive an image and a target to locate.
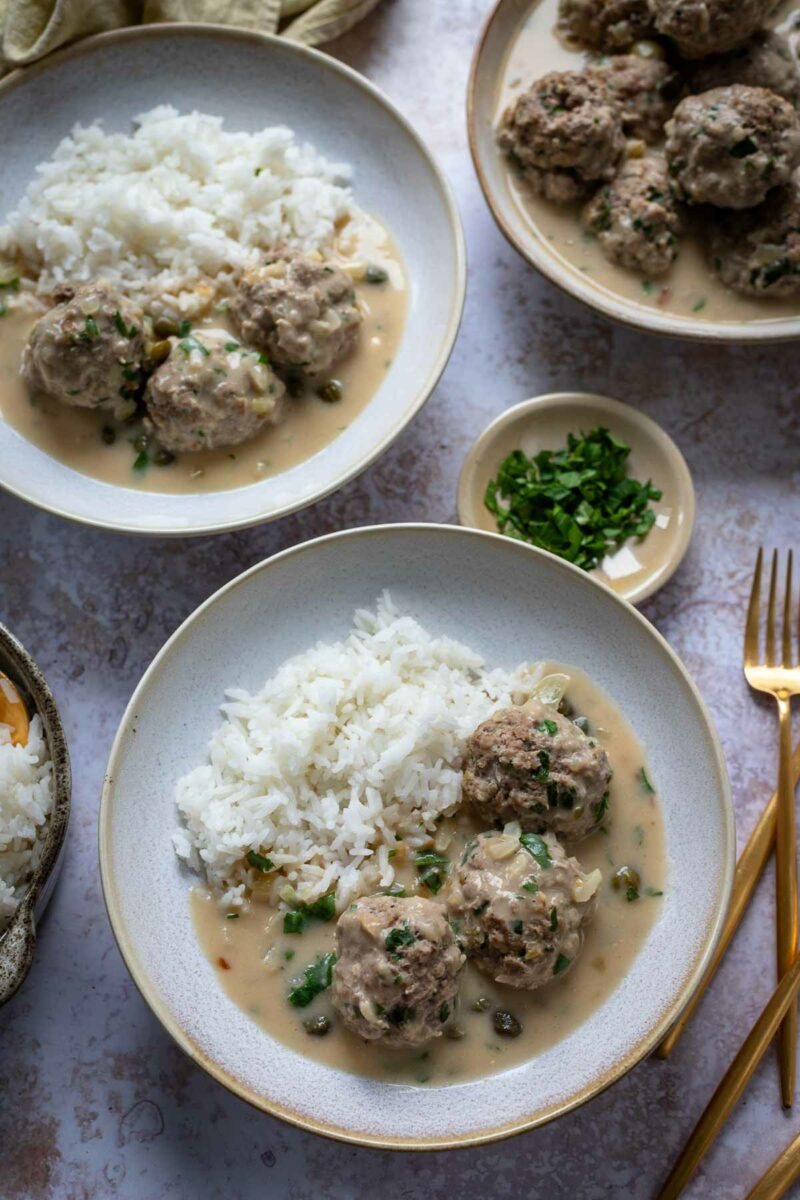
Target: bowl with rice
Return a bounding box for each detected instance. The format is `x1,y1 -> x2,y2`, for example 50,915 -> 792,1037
0,623 -> 70,1007
0,26 -> 464,534
100,523 -> 733,1148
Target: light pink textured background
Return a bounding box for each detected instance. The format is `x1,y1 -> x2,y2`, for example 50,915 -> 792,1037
2,2 -> 800,1196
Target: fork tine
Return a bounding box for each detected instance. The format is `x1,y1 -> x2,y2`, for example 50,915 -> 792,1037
767,550 -> 779,667
745,548 -> 763,665
784,551 -> 794,669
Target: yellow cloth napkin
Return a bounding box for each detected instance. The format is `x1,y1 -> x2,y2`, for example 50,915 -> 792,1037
0,0 -> 384,74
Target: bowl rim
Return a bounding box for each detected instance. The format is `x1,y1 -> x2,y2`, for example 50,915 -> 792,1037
456,391 -> 697,605
98,521 -> 734,1150
0,622 -> 71,1004
466,0 -> 800,345
0,23 -> 467,537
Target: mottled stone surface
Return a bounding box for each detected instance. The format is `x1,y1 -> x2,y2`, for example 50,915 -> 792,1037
2,2 -> 800,1197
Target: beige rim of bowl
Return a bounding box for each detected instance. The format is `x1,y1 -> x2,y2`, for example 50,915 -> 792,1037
0,25 -> 466,537
467,0 -> 800,344
99,522 -> 734,1151
457,392 -> 696,605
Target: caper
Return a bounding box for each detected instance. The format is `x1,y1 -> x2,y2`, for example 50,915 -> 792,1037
303,1014 -> 331,1037
493,1009 -> 522,1038
471,996 -> 490,1013
317,379 -> 343,404
154,448 -> 176,467
132,434 -> 149,453
612,865 -> 641,901
364,263 -> 389,285
153,317 -> 180,337
146,339 -> 172,364
445,1023 -> 466,1041
101,425 -> 116,446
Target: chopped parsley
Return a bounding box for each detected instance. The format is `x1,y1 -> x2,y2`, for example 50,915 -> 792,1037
593,791 -> 610,825
553,953 -> 571,975
639,767 -> 656,794
549,906 -> 558,931
178,319 -> 192,337
537,719 -> 558,736
415,850 -> 449,894
178,334 -> 210,357
519,832 -> 552,870
132,450 -> 148,471
646,887 -> 664,898
521,877 -> 539,894
439,1002 -> 450,1023
79,315 -> 100,342
114,310 -> 138,338
385,923 -> 416,958
283,892 -> 336,934
246,849 -> 275,873
485,429 -> 662,573
533,749 -> 550,782
287,952 -> 336,1007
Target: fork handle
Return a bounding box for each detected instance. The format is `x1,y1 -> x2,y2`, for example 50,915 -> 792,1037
776,694 -> 798,1109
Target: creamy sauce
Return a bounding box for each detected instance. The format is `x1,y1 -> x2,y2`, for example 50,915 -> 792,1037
0,216 -> 407,493
497,0 -> 800,325
192,665 -> 666,1086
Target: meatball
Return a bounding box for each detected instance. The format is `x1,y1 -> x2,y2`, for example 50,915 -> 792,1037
665,85 -> 800,209
143,329 -> 285,454
587,55 -> 683,143
709,182 -> 800,296
462,702 -> 612,841
21,282 -> 147,413
584,156 -> 682,275
498,71 -> 626,202
229,254 -> 362,376
688,31 -> 800,106
331,895 -> 465,1048
447,831 -> 601,989
648,0 -> 778,60
558,0 -> 653,49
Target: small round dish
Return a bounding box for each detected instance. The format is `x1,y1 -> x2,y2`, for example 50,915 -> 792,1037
468,0 -> 800,343
0,623 -> 71,1007
458,393 -> 695,606
100,523 -> 731,1149
0,25 -> 465,536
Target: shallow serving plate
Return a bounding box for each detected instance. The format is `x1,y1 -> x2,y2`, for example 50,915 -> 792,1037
458,393 -> 696,605
0,623 -> 71,1007
468,0 -> 800,343
100,524 -> 733,1148
0,26 -> 465,535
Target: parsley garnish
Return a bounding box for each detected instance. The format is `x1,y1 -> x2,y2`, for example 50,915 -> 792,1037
485,428 -> 662,572
80,315 -> 100,342
283,892 -> 336,934
639,767 -> 656,794
537,719 -> 558,736
385,923 -> 416,957
415,850 -> 449,894
287,953 -> 336,1007
246,849 -> 274,873
114,310 -> 138,338
519,832 -> 552,870
178,335 -> 210,357
553,953 -> 571,975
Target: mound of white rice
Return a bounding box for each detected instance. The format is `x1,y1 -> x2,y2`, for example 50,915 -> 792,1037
0,716 -> 53,928
174,595 -> 542,911
0,105 -> 355,315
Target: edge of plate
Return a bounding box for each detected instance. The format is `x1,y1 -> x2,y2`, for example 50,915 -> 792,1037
98,522 -> 734,1150
0,24 -> 467,537
456,392 -> 697,605
466,0 -> 800,345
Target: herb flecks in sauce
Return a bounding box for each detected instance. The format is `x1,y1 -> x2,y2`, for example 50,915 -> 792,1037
288,953 -> 336,1007
283,892 -> 336,934
415,850 -> 450,894
485,429 -> 662,572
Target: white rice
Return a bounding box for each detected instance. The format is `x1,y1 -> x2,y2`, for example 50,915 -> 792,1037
0,105 -> 356,315
174,594 -> 543,911
0,716 -> 53,928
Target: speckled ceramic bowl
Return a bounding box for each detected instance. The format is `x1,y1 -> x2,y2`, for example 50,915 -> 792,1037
100,524 -> 733,1148
0,25 -> 465,535
468,0 -> 800,343
0,624 -> 70,1007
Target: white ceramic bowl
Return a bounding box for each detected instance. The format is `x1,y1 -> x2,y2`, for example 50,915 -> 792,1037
468,0 -> 800,343
100,524 -> 733,1148
0,26 -> 465,535
457,393 -> 696,605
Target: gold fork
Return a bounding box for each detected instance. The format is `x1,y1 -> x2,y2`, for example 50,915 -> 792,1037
744,548 -> 800,1108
